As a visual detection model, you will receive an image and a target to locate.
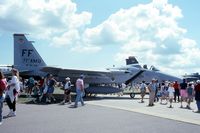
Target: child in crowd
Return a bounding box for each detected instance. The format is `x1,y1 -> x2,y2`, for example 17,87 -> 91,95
168,83 -> 175,108
160,82 -> 168,105
140,81 -> 147,103
157,86 -> 162,102
33,82 -> 40,103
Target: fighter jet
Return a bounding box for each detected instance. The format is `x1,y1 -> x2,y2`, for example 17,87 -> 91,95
11,34 -> 182,96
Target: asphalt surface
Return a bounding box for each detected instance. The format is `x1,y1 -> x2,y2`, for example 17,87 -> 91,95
87,95 -> 200,125
0,99 -> 200,133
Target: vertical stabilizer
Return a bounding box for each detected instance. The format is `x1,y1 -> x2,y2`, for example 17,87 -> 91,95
14,34 -> 46,71
126,56 -> 139,65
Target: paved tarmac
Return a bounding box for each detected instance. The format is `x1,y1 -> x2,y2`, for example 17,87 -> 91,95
0,95 -> 200,133
87,95 -> 200,125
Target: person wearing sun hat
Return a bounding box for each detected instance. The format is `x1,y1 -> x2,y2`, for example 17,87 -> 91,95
61,77 -> 71,104
5,68 -> 20,117
148,78 -> 157,106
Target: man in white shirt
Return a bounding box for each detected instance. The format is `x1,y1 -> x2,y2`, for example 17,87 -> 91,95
61,77 -> 71,104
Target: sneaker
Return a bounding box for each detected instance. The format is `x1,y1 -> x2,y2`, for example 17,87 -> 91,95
6,111 -> 13,117
186,105 -> 191,110
169,105 -> 173,108
13,111 -> 16,116
0,122 -> 2,125
8,111 -> 16,117
53,99 -> 56,102
33,100 -> 37,104
73,105 -> 77,108
60,101 -> 65,105
46,100 -> 51,104
193,110 -> 200,113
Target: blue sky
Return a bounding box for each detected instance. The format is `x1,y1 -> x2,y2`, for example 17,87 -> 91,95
0,0 -> 200,77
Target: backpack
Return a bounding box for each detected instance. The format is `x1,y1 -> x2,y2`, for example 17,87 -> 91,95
140,83 -> 146,91
68,82 -> 71,90
28,78 -> 35,88
49,79 -> 55,87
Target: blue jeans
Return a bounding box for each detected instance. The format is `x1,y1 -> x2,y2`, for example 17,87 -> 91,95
0,96 -> 4,122
74,89 -> 84,106
197,100 -> 200,111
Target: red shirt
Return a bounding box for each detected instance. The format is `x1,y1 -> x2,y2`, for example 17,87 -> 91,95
38,79 -> 44,88
0,79 -> 7,95
173,82 -> 179,90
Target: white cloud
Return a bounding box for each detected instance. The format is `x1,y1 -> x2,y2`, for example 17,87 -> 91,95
81,0 -> 200,76
83,21 -> 129,46
51,30 -> 80,47
0,0 -> 96,51
179,38 -> 197,49
70,45 -> 101,53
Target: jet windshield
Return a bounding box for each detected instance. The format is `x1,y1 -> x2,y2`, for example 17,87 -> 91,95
149,66 -> 159,71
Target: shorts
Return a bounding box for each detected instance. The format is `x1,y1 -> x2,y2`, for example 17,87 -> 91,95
141,92 -> 146,97
162,91 -> 169,97
180,89 -> 187,98
48,87 -> 54,94
187,95 -> 193,100
169,94 -> 174,99
157,92 -> 161,97
64,90 -> 71,95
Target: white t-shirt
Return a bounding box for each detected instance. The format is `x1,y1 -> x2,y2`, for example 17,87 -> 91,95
10,76 -> 20,92
7,76 -> 20,102
76,78 -> 84,90
64,81 -> 71,90
140,83 -> 147,91
168,87 -> 175,98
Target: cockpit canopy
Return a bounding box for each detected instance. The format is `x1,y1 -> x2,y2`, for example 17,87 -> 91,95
143,64 -> 148,69
149,65 -> 159,71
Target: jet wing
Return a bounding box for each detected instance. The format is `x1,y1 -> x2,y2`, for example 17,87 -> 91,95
41,66 -> 110,78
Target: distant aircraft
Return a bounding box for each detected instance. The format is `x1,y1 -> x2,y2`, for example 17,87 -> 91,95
0,65 -> 12,74
183,72 -> 200,82
10,34 -> 182,96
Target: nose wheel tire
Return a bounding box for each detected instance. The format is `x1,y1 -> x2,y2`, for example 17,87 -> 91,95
130,93 -> 135,99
